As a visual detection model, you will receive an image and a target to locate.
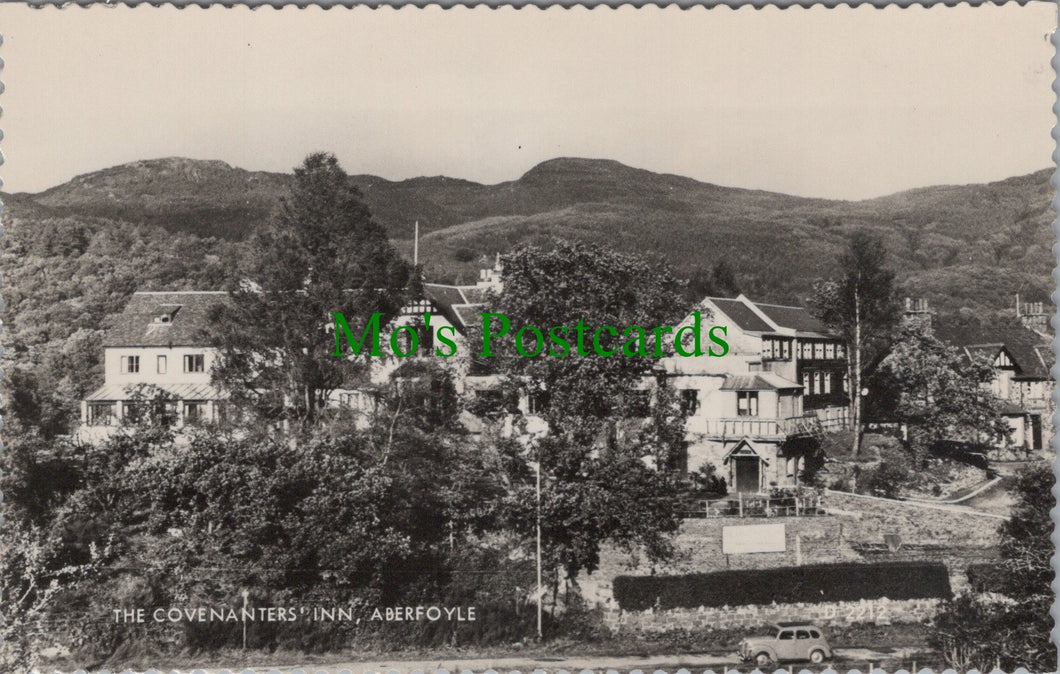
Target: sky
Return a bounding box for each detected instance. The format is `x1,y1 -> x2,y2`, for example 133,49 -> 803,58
0,3 -> 1055,200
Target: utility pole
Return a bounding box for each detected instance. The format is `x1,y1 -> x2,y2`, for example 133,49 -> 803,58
413,221 -> 419,267
536,448 -> 543,640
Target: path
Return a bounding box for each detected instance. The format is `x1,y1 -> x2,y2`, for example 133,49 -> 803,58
184,647 -> 925,674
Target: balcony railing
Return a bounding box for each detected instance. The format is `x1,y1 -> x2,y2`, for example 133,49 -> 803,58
686,414 -> 822,439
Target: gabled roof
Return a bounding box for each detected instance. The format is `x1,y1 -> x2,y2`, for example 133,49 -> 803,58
722,438 -> 769,464
720,373 -> 802,391
103,291 -> 228,348
933,318 -> 1052,380
707,298 -> 774,333
754,302 -> 831,338
423,283 -> 490,333
704,296 -> 834,339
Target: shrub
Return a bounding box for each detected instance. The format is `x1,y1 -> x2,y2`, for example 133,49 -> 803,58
453,247 -> 477,263
965,563 -> 1006,594
857,444 -> 914,498
612,561 -> 951,611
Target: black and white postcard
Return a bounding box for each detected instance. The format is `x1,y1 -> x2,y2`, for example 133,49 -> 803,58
0,4 -> 1055,673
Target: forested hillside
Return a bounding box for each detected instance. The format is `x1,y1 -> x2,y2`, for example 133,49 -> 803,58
2,156 -> 1053,434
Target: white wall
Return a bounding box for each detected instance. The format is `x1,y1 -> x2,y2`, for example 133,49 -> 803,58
104,346 -> 218,386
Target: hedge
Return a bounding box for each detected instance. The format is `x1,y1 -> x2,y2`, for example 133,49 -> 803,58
966,563 -> 1007,593
612,561 -> 952,611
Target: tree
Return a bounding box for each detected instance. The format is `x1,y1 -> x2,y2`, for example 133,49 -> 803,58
930,465 -> 1054,672
711,259 -> 740,296
685,260 -> 739,301
208,153 -> 411,428
483,239 -> 688,586
811,231 -> 898,457
876,327 -> 1009,463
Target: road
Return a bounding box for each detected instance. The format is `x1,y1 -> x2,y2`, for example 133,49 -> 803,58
189,647 -> 925,673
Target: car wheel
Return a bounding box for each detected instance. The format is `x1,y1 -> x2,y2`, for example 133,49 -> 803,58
809,649 -> 826,664
755,652 -> 774,667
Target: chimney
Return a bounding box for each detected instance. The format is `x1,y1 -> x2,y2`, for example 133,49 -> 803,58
902,297 -> 934,333
1017,299 -> 1051,334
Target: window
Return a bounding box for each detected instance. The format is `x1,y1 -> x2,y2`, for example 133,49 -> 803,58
824,343 -> 835,359
184,401 -> 204,424
779,631 -> 795,640
122,402 -> 145,424
813,342 -> 824,359
796,630 -> 811,640
737,391 -> 759,416
184,354 -> 205,373
823,372 -> 832,394
763,338 -> 791,361
813,372 -> 825,395
419,324 -> 434,354
837,343 -> 846,359
669,441 -> 689,473
809,630 -> 821,639
87,402 -> 113,426
120,355 -> 140,374
528,390 -> 551,414
157,355 -> 167,374
679,389 -> 700,416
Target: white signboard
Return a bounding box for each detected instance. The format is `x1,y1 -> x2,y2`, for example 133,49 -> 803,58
722,523 -> 786,554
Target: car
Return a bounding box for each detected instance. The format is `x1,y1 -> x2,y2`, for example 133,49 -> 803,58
738,621 -> 833,666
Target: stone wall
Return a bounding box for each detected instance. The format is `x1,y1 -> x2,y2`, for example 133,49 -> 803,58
823,491 -> 1003,547
583,515 -> 859,607
584,492 -> 1001,608
603,597 -> 940,633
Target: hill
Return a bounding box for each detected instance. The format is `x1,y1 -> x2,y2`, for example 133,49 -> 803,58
6,156 -> 1054,313
2,155 -> 1052,435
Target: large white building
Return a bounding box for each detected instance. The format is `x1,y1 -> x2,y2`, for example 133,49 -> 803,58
657,295 -> 850,492
79,262 -> 506,440
80,291 -> 228,441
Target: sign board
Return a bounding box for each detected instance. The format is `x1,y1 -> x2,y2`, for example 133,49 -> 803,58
722,523 -> 786,554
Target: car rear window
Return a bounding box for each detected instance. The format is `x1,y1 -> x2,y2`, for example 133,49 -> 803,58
809,630 -> 821,638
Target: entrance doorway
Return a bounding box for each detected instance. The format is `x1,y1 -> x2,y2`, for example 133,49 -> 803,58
733,456 -> 761,494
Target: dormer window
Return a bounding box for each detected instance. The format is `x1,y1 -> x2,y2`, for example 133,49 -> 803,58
154,304 -> 182,324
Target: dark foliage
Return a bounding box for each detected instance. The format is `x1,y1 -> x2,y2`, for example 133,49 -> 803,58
929,465 -> 1055,673
207,153 -> 411,427
965,563 -> 1007,594
482,239 -> 688,583
613,562 -> 952,611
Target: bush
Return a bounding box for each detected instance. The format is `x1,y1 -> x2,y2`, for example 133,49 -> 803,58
965,563 -> 1006,594
857,444 -> 914,498
452,247 -> 477,263
612,562 -> 951,611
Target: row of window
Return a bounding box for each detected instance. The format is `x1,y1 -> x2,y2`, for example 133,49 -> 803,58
86,400 -> 208,426
761,339 -> 845,362
797,340 -> 845,361
800,370 -> 843,396
119,354 -> 205,375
